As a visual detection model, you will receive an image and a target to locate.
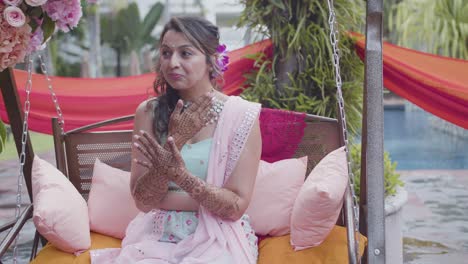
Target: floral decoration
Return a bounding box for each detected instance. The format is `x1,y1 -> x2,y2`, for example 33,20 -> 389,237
215,44 -> 229,73
0,0 -> 98,72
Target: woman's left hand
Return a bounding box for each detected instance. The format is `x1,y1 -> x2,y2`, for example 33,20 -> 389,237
133,130 -> 187,182
168,92 -> 215,150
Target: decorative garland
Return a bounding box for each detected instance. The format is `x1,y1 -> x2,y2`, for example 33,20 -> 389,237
0,0 -> 96,72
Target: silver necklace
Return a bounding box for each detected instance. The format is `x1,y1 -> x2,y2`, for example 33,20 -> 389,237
207,97 -> 224,124
182,101 -> 192,110
181,96 -> 225,124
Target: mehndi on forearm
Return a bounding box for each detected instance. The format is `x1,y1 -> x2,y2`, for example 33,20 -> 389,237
172,169 -> 241,220
132,170 -> 170,208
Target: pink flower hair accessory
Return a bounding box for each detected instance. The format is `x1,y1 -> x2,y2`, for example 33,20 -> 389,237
215,44 -> 229,73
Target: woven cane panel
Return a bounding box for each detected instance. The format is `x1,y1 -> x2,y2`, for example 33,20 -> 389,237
65,132 -> 133,198
76,142 -> 131,151
294,119 -> 341,176
78,167 -> 94,180
73,147 -> 131,196
77,151 -> 132,166
81,182 -> 92,191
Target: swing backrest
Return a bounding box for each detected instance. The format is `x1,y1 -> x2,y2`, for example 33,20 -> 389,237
52,108 -> 343,206
52,116 -> 134,201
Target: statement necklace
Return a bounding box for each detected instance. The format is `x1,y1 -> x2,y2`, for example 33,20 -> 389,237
182,95 -> 225,125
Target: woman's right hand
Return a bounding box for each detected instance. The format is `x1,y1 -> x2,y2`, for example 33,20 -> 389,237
133,131 -> 192,184
168,92 -> 215,150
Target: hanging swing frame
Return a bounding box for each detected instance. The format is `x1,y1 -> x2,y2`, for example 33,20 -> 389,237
0,0 -> 385,263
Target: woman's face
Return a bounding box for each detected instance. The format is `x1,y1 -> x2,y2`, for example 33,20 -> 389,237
159,30 -> 211,92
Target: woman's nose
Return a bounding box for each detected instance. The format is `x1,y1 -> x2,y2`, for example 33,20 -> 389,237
169,54 -> 180,68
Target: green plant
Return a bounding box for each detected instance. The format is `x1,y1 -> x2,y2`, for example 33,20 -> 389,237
390,0 -> 468,59
0,130 -> 54,161
350,144 -> 404,199
101,2 -> 164,76
0,120 -> 6,154
238,0 -> 364,135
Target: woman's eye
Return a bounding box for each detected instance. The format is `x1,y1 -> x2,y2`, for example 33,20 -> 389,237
161,51 -> 171,57
181,51 -> 192,57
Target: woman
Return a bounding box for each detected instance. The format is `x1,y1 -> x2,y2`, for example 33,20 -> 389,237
90,16 -> 262,264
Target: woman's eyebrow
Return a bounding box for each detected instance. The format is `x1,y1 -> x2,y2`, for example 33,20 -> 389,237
161,44 -> 194,49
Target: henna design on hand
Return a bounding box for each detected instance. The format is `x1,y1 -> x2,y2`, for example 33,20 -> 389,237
133,131 -> 241,218
163,138 -> 241,219
172,168 -> 241,219
133,131 -> 187,183
131,130 -> 181,208
168,92 -> 214,150
132,170 -> 169,207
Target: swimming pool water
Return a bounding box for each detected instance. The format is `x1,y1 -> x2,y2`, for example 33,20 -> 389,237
384,109 -> 468,170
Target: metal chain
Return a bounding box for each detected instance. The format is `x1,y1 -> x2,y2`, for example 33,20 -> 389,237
326,0 -> 361,255
12,55 -> 35,263
38,54 -> 65,134
11,52 -> 64,262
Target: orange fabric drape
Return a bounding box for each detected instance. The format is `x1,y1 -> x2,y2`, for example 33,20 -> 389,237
0,40 -> 273,134
2,34 -> 467,133
353,33 -> 468,129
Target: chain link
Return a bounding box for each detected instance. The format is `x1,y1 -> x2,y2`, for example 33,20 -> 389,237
38,54 -> 65,134
326,0 -> 361,258
12,55 -> 35,263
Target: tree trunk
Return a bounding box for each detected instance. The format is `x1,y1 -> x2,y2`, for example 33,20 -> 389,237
88,6 -> 102,77
274,49 -> 297,95
116,47 -> 122,77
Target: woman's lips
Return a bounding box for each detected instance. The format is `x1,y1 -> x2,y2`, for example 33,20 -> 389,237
168,73 -> 183,80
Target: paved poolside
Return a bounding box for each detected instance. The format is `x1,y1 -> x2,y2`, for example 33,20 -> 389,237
401,170 -> 468,264
1,151 -> 468,263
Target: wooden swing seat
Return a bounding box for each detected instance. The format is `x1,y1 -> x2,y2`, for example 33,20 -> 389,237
29,108 -> 366,263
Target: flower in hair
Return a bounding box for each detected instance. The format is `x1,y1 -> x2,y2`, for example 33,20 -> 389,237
216,44 -> 229,72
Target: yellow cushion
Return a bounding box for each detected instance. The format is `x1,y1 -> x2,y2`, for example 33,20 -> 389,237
31,226 -> 366,264
30,232 -> 121,264
258,225 -> 367,264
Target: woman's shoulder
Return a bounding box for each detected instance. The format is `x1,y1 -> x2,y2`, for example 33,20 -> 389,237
227,95 -> 261,108
135,97 -> 159,115
226,96 -> 261,114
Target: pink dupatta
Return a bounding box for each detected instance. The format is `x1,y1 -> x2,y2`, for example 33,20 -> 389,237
171,96 -> 261,263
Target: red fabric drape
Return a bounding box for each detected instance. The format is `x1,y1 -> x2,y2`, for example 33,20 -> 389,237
353,33 -> 468,129
2,34 -> 467,133
0,40 -> 273,134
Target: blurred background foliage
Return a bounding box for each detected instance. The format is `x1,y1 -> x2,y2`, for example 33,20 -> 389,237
238,0 -> 364,135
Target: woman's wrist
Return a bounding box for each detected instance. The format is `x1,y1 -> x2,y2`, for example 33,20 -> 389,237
132,170 -> 169,207
171,170 -> 241,220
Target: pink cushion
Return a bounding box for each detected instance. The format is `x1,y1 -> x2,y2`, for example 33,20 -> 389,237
246,156 -> 307,236
88,159 -> 140,239
32,155 -> 90,254
290,147 -> 348,250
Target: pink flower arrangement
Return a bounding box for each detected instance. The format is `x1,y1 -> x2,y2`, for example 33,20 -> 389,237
0,0 -> 84,71
42,0 -> 82,33
0,3 -> 31,71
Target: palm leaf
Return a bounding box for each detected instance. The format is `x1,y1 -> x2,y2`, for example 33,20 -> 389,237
393,0 -> 467,59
